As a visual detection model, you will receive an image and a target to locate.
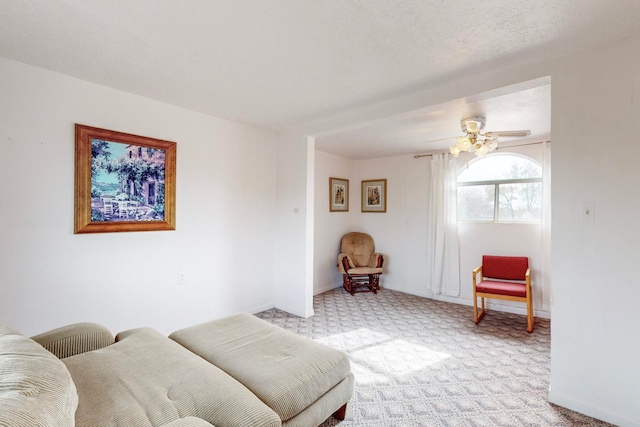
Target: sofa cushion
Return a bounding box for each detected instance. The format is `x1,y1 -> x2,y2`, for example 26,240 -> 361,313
63,327 -> 280,427
31,322 -> 114,359
161,417 -> 214,427
170,313 -> 352,422
0,325 -> 78,427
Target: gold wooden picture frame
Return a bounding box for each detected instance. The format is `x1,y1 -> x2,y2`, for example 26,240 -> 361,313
74,124 -> 176,234
361,179 -> 387,213
329,177 -> 349,212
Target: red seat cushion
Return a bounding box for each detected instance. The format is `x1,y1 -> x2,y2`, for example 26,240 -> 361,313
476,280 -> 527,298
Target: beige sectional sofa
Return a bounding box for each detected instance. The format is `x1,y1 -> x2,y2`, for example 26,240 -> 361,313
0,314 -> 353,427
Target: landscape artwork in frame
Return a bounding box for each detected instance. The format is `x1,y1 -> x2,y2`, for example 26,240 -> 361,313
75,124 -> 176,233
361,179 -> 387,213
329,177 -> 349,212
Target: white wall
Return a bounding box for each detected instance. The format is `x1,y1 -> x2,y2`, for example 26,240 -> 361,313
548,36 -> 640,425
313,153 -> 431,296
0,58 -> 277,336
352,155 -> 430,293
313,150 -> 353,294
274,130 -> 313,317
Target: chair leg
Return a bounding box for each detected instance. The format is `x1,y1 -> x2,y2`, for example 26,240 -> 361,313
473,292 -> 478,323
370,274 -> 379,294
346,276 -> 354,295
473,293 -> 485,324
526,293 -> 535,333
343,275 -> 354,294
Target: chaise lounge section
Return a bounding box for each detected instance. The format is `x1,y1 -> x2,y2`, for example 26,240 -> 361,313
1,314 -> 353,427
170,313 -> 354,426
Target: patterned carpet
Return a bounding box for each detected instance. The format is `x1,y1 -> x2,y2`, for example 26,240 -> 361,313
255,288 -> 612,427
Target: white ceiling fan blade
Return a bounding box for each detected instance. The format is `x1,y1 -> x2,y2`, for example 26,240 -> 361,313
486,130 -> 531,138
422,136 -> 458,144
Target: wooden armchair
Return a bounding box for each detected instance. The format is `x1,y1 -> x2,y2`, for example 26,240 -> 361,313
337,232 -> 385,295
472,255 -> 534,333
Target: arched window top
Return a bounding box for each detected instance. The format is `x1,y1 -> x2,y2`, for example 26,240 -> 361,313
458,154 -> 541,183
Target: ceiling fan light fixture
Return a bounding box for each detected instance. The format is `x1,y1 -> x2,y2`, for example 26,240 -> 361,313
475,144 -> 490,157
448,116 -> 531,159
456,136 -> 470,150
461,116 -> 486,134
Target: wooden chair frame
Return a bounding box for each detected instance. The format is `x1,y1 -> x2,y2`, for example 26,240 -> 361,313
341,256 -> 380,295
472,265 -> 534,333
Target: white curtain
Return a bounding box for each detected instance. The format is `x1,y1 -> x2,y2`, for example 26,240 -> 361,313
427,153 -> 460,297
540,142 -> 552,311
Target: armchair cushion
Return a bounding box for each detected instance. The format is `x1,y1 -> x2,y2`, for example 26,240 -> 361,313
341,232 -> 375,267
347,267 -> 383,275
476,280 -> 527,298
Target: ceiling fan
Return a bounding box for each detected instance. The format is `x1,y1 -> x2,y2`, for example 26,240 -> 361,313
424,116 -> 531,157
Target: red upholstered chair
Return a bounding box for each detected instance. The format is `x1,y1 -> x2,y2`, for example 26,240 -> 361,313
472,255 -> 534,333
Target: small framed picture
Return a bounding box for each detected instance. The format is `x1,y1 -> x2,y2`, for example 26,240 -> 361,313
329,177 -> 349,212
361,179 -> 387,213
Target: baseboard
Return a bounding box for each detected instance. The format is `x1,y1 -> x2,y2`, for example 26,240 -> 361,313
380,284 -> 550,319
247,302 -> 276,315
548,389 -> 639,427
309,282 -> 551,319
275,304 -> 313,319
431,294 -> 550,319
314,282 -> 342,295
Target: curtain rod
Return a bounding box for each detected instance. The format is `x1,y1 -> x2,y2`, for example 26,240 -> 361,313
413,140 -> 551,158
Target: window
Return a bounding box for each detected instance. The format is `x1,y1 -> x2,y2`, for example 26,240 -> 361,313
457,154 -> 542,222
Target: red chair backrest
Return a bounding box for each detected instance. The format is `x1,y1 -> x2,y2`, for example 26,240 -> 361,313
482,256 -> 528,281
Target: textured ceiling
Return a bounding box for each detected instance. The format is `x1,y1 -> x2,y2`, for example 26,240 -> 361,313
1,1 -> 640,132
315,80 -> 551,159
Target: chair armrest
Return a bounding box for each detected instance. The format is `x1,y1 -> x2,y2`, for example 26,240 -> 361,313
525,267 -> 531,287
31,322 -> 114,359
337,253 -> 355,274
368,252 -> 385,269
472,265 -> 482,287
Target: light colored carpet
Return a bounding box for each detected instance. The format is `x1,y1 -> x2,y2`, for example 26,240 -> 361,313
255,288 -> 612,427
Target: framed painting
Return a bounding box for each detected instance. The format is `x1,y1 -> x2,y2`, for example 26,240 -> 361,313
329,177 -> 349,212
361,179 -> 387,213
74,124 -> 176,234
